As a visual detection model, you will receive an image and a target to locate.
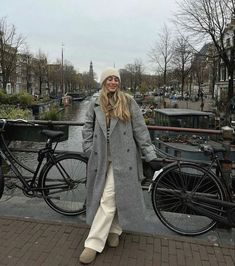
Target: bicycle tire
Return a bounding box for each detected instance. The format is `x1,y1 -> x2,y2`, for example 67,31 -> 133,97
151,162 -> 227,236
0,166 -> 4,199
41,153 -> 87,216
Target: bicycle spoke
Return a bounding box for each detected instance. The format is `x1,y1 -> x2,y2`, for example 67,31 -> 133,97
42,154 -> 87,216
152,162 -> 225,236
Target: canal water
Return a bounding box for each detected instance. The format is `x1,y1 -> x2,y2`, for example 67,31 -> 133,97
57,99 -> 90,152
6,99 -> 90,174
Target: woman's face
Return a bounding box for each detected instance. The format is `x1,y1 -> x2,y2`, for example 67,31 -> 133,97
105,76 -> 120,93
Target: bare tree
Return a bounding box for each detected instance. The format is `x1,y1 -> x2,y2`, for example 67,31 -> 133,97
63,61 -> 78,93
123,64 -> 135,91
175,0 -> 235,100
149,24 -> 174,94
122,59 -> 145,93
120,68 -> 133,90
171,36 -> 193,97
33,50 -> 48,96
48,59 -> 61,97
19,49 -> 34,94
133,59 -> 145,92
191,52 -> 206,95
0,17 -> 25,91
81,71 -> 91,92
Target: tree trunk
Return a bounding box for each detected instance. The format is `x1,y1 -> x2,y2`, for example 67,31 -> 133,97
181,73 -> 185,98
2,72 -> 10,92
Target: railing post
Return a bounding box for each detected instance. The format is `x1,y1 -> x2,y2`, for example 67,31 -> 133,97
221,126 -> 234,190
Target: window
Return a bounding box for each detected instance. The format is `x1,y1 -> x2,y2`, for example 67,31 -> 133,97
220,66 -> 226,81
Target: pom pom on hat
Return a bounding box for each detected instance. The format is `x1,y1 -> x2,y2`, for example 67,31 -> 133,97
100,67 -> 121,85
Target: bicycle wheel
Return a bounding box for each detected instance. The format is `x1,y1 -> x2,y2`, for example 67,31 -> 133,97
0,166 -> 4,199
151,162 -> 227,235
41,153 -> 87,216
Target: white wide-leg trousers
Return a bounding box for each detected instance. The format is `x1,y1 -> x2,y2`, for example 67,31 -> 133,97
84,163 -> 122,252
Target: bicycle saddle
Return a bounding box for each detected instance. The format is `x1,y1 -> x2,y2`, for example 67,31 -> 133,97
41,129 -> 64,140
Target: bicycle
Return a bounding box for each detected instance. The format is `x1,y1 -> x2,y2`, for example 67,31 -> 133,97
148,144 -> 235,236
0,119 -> 87,216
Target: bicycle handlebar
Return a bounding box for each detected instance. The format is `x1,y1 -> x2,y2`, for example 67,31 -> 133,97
0,118 -> 39,129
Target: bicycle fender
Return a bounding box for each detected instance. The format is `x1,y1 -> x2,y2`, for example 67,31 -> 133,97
152,161 -> 178,181
148,161 -> 179,192
152,169 -> 164,181
147,168 -> 163,192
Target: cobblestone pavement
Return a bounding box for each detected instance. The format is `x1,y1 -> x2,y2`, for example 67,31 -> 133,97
0,216 -> 234,266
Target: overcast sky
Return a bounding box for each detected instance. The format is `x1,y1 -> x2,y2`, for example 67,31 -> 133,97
1,0 -> 179,80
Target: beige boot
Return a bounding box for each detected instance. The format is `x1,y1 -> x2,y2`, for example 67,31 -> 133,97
107,233 -> 119,247
79,248 -> 97,264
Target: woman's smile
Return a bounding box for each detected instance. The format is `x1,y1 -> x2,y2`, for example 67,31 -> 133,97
105,76 -> 120,92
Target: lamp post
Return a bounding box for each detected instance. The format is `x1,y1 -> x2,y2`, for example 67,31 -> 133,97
61,43 -> 64,96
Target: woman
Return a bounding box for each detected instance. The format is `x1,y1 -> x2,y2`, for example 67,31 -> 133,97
80,67 -> 157,264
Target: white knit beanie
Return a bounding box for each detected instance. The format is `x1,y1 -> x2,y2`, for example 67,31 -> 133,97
100,67 -> 121,85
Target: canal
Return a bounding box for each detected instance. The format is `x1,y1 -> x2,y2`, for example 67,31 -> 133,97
8,99 -> 90,168
56,98 -> 91,152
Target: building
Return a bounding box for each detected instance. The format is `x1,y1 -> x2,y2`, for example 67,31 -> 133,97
190,43 -> 218,99
215,15 -> 235,101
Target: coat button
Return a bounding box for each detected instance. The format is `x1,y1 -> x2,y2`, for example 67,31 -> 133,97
129,166 -> 132,170
95,169 -> 97,172
94,151 -> 98,155
123,131 -> 126,135
94,134 -> 97,138
127,149 -> 130,152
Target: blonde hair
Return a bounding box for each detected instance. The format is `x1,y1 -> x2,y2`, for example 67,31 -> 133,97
99,84 -> 131,123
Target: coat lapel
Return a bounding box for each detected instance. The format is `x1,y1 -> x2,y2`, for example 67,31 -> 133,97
94,105 -> 107,138
93,98 -> 119,138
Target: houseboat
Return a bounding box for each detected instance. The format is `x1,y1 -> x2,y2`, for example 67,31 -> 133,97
153,108 -> 214,129
150,108 -> 234,162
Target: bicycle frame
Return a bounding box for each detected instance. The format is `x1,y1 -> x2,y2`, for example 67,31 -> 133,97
0,129 -> 35,174
1,138 -> 50,193
150,155 -> 235,228
0,120 -> 62,194
190,157 -> 235,226
0,136 -> 33,190
188,196 -> 235,227
205,156 -> 234,200
0,119 -> 88,216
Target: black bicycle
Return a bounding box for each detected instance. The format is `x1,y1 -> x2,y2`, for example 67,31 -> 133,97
0,119 -> 87,216
148,144 -> 235,236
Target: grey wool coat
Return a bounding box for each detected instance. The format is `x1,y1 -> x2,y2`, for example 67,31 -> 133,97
82,95 -> 157,231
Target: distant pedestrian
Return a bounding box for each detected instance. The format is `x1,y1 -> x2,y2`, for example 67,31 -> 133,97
80,67 -> 157,264
200,101 -> 204,111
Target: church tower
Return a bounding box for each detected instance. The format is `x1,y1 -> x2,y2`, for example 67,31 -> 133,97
89,61 -> 94,80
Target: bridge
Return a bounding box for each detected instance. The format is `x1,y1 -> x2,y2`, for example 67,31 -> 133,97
0,120 -> 234,251
2,119 -> 235,185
